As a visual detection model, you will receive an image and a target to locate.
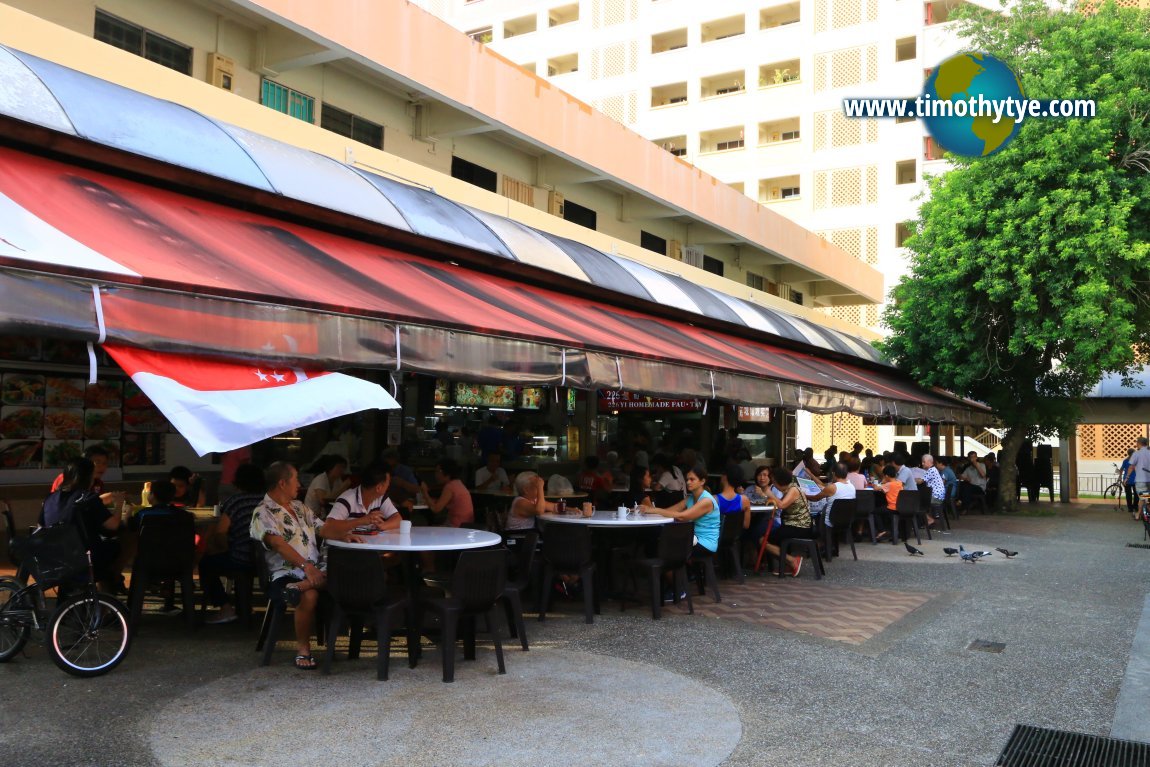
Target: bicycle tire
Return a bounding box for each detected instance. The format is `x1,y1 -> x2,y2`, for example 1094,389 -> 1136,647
47,591 -> 130,677
1104,482 -> 1124,510
0,576 -> 32,662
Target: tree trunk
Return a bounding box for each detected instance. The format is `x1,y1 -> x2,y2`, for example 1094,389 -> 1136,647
997,426 -> 1028,514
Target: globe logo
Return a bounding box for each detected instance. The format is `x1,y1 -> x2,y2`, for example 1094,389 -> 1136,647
922,52 -> 1024,158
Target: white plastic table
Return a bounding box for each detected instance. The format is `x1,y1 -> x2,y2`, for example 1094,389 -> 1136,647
326,527 -> 501,552
539,510 -> 674,528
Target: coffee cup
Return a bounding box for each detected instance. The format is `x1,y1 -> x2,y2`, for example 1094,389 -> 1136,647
582,502 -> 593,517
399,520 -> 412,535
616,507 -> 628,520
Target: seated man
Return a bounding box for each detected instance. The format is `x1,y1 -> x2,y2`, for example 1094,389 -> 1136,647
250,461 -> 350,671
324,462 -> 401,537
474,452 -> 510,492
958,451 -> 987,509
129,479 -> 193,531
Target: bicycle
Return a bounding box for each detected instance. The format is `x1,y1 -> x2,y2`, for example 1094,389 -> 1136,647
1103,463 -> 1129,512
0,525 -> 130,677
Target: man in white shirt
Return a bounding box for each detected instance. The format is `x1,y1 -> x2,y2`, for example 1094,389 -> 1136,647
323,463 -> 401,537
474,453 -> 510,492
959,451 -> 987,509
1128,437 -> 1150,506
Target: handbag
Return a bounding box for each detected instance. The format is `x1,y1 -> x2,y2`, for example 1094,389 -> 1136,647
12,523 -> 90,587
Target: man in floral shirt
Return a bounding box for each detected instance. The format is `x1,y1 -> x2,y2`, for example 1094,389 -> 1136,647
250,461 -> 342,670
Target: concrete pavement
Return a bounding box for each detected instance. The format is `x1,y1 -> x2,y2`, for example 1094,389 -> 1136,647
2,502 -> 1149,766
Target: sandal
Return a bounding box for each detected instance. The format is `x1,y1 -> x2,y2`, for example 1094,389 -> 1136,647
874,531 -> 890,542
294,654 -> 317,671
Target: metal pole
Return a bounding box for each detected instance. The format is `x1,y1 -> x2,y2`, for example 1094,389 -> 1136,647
1058,436 -> 1071,503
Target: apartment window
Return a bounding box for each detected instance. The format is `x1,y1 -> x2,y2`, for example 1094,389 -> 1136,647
780,186 -> 801,199
702,255 -> 724,277
94,9 -> 192,75
895,159 -> 917,185
924,137 -> 944,161
564,199 -> 597,230
895,36 -> 917,62
745,271 -> 764,291
503,14 -> 537,39
641,231 -> 667,255
716,138 -> 745,151
895,222 -> 913,247
451,156 -> 498,192
321,105 -> 383,149
260,79 -> 315,123
790,290 -> 804,306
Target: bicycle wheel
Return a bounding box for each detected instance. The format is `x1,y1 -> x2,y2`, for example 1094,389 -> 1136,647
0,577 -> 31,662
47,591 -> 130,677
1104,482 -> 1124,510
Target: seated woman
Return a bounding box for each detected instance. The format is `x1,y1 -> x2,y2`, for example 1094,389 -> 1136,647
759,466 -> 815,576
421,458 -> 474,528
715,465 -> 751,531
199,463 -> 265,624
169,465 -> 207,508
303,455 -> 348,517
506,471 -> 557,531
642,462 -> 720,559
623,465 -> 653,509
40,456 -> 122,593
869,464 -> 904,541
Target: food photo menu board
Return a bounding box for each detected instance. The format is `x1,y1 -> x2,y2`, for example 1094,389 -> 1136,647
0,370 -> 172,471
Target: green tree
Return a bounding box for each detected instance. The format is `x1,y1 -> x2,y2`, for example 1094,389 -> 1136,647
881,0 -> 1150,511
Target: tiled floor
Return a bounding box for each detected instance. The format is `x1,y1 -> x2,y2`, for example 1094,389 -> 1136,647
672,577 -> 940,645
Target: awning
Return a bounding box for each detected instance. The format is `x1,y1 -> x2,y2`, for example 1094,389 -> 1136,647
0,145 -> 977,423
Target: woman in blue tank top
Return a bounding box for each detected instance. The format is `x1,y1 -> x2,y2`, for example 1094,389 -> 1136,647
643,461 -> 719,554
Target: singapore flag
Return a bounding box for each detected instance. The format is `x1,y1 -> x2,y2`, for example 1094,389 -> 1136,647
104,344 -> 399,456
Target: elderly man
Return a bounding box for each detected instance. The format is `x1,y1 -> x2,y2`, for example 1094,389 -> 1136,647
250,461 -> 352,671
1128,437 -> 1150,518
959,451 -> 988,510
921,455 -> 946,527
474,452 -> 510,492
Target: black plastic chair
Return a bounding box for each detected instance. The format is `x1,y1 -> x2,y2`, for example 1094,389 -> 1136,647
198,547 -> 259,629
417,548 -> 508,683
127,513 -> 197,631
894,489 -> 926,545
778,534 -> 824,579
538,524 -> 597,624
690,531 -> 723,604
255,557 -> 327,666
855,489 -> 883,543
626,521 -> 694,620
1,500 -> 22,571
322,546 -> 415,680
501,530 -> 537,650
717,511 -> 746,584
827,498 -> 859,560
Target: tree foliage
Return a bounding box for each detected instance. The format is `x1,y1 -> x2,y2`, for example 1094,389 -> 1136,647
880,0 -> 1150,508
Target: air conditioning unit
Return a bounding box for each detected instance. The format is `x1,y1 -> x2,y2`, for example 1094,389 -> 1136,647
207,52 -> 236,92
667,240 -> 682,260
547,191 -> 565,216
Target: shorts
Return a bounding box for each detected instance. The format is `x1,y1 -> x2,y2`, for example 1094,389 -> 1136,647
1137,482 -> 1150,497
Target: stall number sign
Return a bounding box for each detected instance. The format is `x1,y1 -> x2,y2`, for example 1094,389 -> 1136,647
598,390 -> 703,413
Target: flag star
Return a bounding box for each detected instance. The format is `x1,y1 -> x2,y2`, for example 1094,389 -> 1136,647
254,369 -> 269,382
270,371 -> 287,383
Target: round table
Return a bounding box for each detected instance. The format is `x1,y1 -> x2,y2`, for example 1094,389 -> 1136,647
327,527 -> 501,552
539,510 -> 673,528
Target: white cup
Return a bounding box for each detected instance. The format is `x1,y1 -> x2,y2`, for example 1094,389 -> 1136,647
616,507 -> 628,520
399,520 -> 412,535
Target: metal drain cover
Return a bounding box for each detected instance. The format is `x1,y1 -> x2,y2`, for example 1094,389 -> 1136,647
968,639 -> 1006,653
997,723 -> 1150,766
1125,543 -> 1150,550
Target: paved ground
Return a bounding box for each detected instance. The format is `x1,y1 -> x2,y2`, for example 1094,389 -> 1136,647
2,502 -> 1149,767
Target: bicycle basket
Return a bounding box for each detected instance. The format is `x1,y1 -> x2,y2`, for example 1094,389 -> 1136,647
10,524 -> 90,587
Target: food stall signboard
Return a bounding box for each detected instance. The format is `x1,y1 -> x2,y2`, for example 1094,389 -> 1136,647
597,390 -> 703,413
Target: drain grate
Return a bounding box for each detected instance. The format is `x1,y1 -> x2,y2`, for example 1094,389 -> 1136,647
1125,544 -> 1150,550
996,724 -> 1150,766
969,639 -> 1006,653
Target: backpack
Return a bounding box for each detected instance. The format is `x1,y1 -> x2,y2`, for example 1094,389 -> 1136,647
41,489 -> 81,528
